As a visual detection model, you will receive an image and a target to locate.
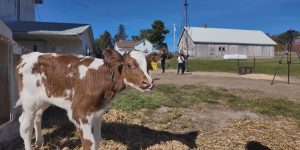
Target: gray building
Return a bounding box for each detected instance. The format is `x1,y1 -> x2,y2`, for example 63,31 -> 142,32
0,0 -> 43,22
0,0 -> 94,146
178,27 -> 277,59
6,21 -> 94,55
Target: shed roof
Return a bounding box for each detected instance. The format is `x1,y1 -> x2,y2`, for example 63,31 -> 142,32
6,21 -> 90,36
181,27 -> 276,46
5,21 -> 93,41
115,40 -> 138,49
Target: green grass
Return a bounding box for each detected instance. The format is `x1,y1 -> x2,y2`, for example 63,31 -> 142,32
165,56 -> 300,78
112,90 -> 161,111
228,97 -> 300,120
112,85 -> 221,111
159,109 -> 182,124
112,84 -> 300,121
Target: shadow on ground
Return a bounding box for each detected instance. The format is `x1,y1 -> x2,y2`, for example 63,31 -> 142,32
245,141 -> 271,150
102,122 -> 198,150
13,107 -> 198,149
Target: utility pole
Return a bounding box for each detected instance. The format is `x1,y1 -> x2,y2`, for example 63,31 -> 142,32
271,30 -> 295,85
183,0 -> 190,71
287,30 -> 295,84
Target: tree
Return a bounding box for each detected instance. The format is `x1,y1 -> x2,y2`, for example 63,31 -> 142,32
93,30 -> 113,58
131,20 -> 169,49
149,20 -> 169,49
98,30 -> 113,50
271,30 -> 300,52
131,35 -> 141,41
114,24 -> 127,42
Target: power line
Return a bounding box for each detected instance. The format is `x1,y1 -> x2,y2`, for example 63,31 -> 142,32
70,0 -> 126,24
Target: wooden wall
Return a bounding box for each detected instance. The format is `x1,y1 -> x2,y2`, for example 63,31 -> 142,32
0,42 -> 10,125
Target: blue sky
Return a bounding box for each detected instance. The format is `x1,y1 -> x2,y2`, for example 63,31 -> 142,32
36,0 -> 300,51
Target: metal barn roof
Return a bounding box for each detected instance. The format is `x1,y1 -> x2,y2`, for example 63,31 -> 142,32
5,21 -> 92,41
182,27 -> 277,46
6,21 -> 90,36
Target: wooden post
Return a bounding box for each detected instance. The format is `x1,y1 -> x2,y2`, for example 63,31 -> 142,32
237,59 -> 240,74
253,58 -> 256,73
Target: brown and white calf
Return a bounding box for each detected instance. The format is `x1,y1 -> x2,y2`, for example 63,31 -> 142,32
15,49 -> 154,150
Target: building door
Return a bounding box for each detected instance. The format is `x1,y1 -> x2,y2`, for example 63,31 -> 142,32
218,45 -> 226,58
0,41 -> 10,125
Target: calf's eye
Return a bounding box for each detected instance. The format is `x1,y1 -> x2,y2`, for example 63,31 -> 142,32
128,63 -> 136,69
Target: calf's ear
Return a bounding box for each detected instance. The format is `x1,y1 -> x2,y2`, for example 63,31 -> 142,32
103,48 -> 123,65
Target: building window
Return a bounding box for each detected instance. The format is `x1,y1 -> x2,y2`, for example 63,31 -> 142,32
219,47 -> 222,51
86,45 -> 92,56
143,41 -> 146,46
222,47 -> 225,51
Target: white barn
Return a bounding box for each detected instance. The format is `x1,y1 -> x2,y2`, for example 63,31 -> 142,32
178,27 -> 277,59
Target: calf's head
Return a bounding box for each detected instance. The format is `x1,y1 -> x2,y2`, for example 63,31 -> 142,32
103,49 -> 154,91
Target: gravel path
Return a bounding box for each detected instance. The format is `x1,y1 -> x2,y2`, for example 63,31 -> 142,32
151,69 -> 300,102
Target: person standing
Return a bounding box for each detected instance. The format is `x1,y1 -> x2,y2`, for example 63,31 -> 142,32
182,54 -> 186,74
161,53 -> 167,73
177,53 -> 185,74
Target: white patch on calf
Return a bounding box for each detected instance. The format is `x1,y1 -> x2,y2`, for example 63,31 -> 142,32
17,52 -> 43,74
129,51 -> 152,82
78,65 -> 88,79
124,79 -> 144,92
78,59 -> 104,79
79,110 -> 106,150
68,64 -> 71,68
64,89 -> 74,98
52,53 -> 58,57
88,59 -> 104,70
68,73 -> 73,78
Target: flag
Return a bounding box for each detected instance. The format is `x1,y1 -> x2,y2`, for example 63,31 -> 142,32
173,24 -> 176,32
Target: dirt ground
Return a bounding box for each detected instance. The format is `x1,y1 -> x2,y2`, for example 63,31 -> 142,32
10,70 -> 300,150
152,69 -> 300,102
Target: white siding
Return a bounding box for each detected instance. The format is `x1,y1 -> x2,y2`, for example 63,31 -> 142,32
191,43 -> 274,59
0,0 -> 35,22
80,30 -> 93,55
179,29 -> 275,59
17,40 -> 47,52
46,40 -> 83,54
135,40 -> 153,53
178,31 -> 195,57
17,39 -> 84,55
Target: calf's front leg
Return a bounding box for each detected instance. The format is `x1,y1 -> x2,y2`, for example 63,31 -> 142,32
78,117 -> 101,150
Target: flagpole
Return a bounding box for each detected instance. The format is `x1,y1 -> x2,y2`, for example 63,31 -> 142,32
173,24 -> 176,57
